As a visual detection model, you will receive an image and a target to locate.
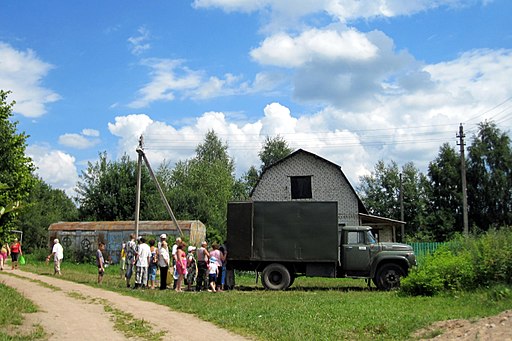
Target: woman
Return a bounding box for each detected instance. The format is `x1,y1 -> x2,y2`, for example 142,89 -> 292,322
175,244 -> 187,292
10,238 -> 22,270
158,241 -> 170,290
186,246 -> 197,291
0,243 -> 9,270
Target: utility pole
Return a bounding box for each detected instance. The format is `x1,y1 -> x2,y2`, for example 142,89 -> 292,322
134,135 -> 183,237
399,173 -> 404,242
457,124 -> 469,235
134,136 -> 143,238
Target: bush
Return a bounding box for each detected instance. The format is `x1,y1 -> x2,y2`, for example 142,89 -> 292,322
402,228 -> 512,296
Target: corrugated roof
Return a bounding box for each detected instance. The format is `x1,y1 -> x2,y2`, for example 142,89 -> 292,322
48,220 -> 203,231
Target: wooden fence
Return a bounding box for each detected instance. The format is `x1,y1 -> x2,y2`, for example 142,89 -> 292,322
409,242 -> 445,259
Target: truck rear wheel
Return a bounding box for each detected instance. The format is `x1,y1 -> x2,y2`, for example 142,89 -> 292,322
262,263 -> 291,290
374,264 -> 405,290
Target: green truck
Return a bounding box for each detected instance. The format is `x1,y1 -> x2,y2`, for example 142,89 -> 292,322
226,201 -> 416,290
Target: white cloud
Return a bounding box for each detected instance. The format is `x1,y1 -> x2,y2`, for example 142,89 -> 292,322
58,133 -> 100,149
0,42 -> 60,117
128,26 -> 151,55
27,145 -> 79,197
251,28 -> 378,67
82,129 -> 100,137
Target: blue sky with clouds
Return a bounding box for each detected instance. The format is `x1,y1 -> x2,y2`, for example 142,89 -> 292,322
1,0 -> 511,196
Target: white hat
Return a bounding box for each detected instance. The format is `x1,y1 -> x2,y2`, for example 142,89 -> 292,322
54,238 -> 59,244
188,246 -> 196,252
160,234 -> 167,239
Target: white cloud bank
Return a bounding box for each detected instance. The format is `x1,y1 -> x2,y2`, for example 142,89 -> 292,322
0,42 -> 60,117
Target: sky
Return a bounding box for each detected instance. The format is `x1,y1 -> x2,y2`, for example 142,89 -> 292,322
1,0 -> 512,197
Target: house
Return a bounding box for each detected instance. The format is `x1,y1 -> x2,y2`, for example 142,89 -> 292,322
250,149 -> 404,242
48,220 -> 206,264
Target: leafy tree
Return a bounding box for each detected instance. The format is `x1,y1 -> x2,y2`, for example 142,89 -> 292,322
233,165 -> 259,200
0,90 -> 36,236
467,121 -> 512,230
168,130 -> 235,241
425,143 -> 463,240
259,135 -> 293,171
76,152 -> 159,221
358,160 -> 428,238
16,178 -> 78,251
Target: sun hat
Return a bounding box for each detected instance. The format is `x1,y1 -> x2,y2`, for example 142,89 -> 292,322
160,233 -> 167,239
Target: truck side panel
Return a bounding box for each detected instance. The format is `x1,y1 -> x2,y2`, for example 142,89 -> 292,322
251,201 -> 338,262
227,202 -> 253,260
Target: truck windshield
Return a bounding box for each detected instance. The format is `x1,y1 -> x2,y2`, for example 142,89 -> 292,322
366,231 -> 376,244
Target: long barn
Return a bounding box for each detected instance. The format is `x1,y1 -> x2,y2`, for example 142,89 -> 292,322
48,220 -> 206,264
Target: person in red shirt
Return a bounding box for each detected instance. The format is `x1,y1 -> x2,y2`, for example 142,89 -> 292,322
10,238 -> 22,270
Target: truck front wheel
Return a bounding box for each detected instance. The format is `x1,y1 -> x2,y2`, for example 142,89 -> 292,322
374,264 -> 405,290
262,263 -> 291,290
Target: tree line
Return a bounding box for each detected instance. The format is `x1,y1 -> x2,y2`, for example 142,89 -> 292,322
1,89 -> 511,252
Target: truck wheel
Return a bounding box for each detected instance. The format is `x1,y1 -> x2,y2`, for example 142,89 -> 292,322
262,263 -> 291,290
374,264 -> 405,290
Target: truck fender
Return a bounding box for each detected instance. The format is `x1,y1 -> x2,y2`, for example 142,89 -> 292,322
370,256 -> 409,278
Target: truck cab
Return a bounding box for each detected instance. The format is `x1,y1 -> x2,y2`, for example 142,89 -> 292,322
339,226 -> 416,290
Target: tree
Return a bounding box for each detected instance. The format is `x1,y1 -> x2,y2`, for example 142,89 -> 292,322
168,130 -> 236,241
358,160 -> 428,238
259,135 -> 293,171
76,152 -> 159,221
0,90 -> 36,236
467,121 -> 512,230
425,143 -> 463,241
16,178 -> 78,251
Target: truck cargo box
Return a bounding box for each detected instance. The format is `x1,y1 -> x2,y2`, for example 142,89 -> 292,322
227,201 -> 338,262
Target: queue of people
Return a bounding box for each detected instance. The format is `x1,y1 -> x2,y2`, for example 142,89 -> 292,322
122,234 -> 228,292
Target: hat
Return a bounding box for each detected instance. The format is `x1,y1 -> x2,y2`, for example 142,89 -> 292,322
160,234 -> 167,239
210,256 -> 217,263
201,241 -> 208,246
54,238 -> 59,244
188,246 -> 196,252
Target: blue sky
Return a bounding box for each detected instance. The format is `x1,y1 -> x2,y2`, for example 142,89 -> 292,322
1,0 -> 511,196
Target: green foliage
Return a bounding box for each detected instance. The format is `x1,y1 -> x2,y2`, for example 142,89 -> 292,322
0,90 -> 36,236
15,178 -> 78,252
76,152 -> 160,221
467,121 -> 512,230
168,131 -> 235,240
402,228 -> 512,296
258,135 -> 292,171
358,160 -> 428,238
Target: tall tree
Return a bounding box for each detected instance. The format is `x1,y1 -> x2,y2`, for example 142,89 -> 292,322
16,178 -> 78,251
358,160 -> 428,238
467,121 -> 512,230
168,130 -> 235,241
76,152 -> 159,221
0,90 -> 36,236
425,143 -> 463,240
259,135 -> 293,171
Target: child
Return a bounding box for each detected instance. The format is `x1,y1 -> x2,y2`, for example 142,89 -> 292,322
208,256 -> 219,292
97,242 -> 105,284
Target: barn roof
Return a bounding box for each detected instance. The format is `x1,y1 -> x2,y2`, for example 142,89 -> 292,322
48,220 -> 203,232
250,148 -> 368,214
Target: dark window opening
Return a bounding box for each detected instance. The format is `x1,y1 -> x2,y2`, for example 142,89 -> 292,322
290,176 -> 312,199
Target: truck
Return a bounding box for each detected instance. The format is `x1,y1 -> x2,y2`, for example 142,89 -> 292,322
226,201 -> 416,290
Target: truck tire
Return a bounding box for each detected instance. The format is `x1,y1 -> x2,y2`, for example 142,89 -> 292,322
262,263 -> 291,290
374,264 -> 405,290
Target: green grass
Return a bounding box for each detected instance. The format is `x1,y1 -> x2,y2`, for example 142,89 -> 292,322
0,282 -> 46,340
19,257 -> 512,340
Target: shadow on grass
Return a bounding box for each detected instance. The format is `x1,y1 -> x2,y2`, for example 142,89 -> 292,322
234,285 -> 375,292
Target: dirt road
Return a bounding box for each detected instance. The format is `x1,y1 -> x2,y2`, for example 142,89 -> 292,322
0,269 -> 249,340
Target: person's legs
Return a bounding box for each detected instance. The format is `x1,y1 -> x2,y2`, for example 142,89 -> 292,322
159,266 -> 168,290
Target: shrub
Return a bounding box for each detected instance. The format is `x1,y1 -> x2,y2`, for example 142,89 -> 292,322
402,228 -> 512,296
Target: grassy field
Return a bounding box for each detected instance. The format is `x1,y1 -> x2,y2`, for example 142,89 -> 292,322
10,257 -> 512,340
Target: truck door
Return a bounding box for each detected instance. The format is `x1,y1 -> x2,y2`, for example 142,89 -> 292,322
342,231 -> 371,273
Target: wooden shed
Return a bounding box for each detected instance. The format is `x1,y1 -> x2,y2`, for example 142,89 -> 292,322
48,220 -> 206,264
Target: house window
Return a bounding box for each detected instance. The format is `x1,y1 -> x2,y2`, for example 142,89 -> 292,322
290,176 -> 312,199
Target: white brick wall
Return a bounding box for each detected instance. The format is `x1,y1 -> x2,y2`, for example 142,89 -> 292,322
252,151 -> 360,226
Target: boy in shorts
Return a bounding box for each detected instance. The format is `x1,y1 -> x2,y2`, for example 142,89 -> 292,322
208,256 -> 219,292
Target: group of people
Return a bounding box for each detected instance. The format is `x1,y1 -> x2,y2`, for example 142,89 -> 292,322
122,234 -> 228,292
0,237 -> 23,270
